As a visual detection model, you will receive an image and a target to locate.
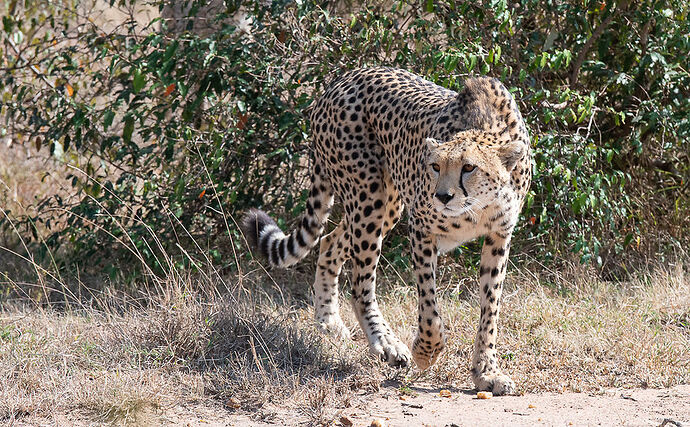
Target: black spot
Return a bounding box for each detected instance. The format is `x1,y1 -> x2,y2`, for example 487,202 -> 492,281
491,247 -> 505,256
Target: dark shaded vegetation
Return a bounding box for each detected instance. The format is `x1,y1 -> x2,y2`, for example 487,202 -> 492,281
0,0 -> 688,286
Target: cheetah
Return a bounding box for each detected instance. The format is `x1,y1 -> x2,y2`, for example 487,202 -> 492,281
241,67 -> 531,395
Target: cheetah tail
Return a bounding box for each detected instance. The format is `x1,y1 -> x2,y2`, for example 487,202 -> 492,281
240,182 -> 333,268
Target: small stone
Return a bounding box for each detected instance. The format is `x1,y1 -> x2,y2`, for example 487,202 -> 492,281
370,418 -> 385,427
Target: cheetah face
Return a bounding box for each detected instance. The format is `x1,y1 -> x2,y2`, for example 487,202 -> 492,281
426,131 -> 524,218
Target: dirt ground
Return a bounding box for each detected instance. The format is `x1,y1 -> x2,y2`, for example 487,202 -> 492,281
29,384 -> 689,426
187,386 -> 690,426
222,386 -> 690,426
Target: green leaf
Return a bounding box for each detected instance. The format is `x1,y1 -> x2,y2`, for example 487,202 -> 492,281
123,116 -> 134,143
468,55 -> 477,72
425,0 -> 434,13
444,54 -> 458,72
103,110 -> 115,131
606,149 -> 614,164
132,69 -> 146,93
519,69 -> 527,82
539,52 -> 548,69
623,233 -> 634,247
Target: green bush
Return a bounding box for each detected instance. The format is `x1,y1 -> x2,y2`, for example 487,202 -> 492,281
1,0 -> 688,276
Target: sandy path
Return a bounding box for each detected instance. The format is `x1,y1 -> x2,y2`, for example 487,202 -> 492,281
334,385 -> 690,426
145,385 -> 690,426
19,385 -> 690,426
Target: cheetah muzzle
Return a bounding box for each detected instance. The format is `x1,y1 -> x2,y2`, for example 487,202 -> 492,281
241,67 -> 531,395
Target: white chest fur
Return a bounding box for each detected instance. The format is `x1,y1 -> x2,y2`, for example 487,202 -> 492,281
435,226 -> 485,254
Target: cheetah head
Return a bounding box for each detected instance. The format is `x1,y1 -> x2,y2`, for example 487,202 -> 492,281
425,130 -> 524,217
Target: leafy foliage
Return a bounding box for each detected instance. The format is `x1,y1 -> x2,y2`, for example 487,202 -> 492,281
1,0 -> 688,275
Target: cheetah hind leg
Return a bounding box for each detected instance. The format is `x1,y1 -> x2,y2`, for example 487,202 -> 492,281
313,221 -> 351,341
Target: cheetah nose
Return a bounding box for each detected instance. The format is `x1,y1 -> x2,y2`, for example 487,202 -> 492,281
435,192 -> 454,204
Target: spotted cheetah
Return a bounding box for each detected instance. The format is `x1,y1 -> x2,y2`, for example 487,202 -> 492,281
241,67 -> 531,395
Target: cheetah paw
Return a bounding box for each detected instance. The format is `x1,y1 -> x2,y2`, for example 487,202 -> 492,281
473,373 -> 516,396
369,334 -> 411,368
411,335 -> 444,370
316,314 -> 351,341
412,347 -> 441,370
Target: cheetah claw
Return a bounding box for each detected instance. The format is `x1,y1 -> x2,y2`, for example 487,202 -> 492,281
370,334 -> 411,368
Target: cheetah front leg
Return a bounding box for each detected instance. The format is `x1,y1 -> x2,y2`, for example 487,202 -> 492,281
410,227 -> 446,369
471,232 -> 516,395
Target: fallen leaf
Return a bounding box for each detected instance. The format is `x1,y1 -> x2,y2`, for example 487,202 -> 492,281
237,112 -> 249,130
477,391 -> 493,399
339,416 -> 353,426
164,83 -> 176,97
65,83 -> 74,97
198,189 -> 206,199
439,389 -> 452,398
370,419 -> 385,427
528,403 -> 536,409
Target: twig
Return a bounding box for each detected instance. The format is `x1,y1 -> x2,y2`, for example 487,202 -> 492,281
569,1 -> 629,85
5,37 -> 55,89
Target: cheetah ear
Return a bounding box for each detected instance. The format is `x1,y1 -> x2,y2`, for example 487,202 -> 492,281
426,137 -> 441,150
499,142 -> 525,171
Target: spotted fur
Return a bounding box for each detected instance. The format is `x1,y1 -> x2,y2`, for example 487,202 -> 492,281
241,68 -> 531,395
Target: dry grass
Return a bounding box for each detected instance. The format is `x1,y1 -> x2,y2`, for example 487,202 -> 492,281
0,269 -> 377,425
1,258 -> 688,425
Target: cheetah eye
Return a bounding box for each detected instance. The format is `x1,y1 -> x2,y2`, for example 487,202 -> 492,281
462,164 -> 476,173
431,163 -> 440,172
